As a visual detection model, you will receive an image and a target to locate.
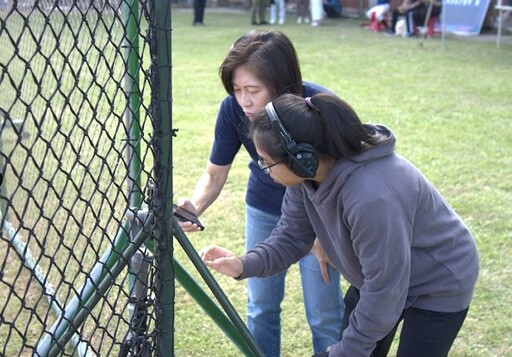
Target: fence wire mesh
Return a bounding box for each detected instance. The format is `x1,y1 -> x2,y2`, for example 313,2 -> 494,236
0,0 -> 168,354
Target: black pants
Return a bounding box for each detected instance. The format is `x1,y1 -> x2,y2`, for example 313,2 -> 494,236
412,5 -> 441,28
193,0 -> 205,24
389,5 -> 441,34
389,8 -> 417,34
341,285 -> 468,357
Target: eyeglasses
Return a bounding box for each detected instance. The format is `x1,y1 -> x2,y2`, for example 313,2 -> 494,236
257,158 -> 283,175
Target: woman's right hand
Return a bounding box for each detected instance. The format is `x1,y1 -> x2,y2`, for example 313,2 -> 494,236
175,199 -> 202,232
200,245 -> 244,278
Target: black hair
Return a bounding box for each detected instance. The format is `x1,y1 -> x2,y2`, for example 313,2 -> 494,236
219,30 -> 303,99
250,93 -> 384,162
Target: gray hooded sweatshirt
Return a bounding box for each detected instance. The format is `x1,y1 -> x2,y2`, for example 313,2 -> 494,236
240,125 -> 479,357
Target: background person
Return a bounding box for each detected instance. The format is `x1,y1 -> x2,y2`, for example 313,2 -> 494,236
413,0 -> 442,34
365,0 -> 390,28
386,0 -> 441,36
251,0 -> 268,25
310,0 -> 325,26
177,31 -> 344,357
200,92 -> 479,357
386,0 -> 418,36
323,0 -> 342,19
296,0 -> 311,24
269,0 -> 286,24
192,0 -> 206,26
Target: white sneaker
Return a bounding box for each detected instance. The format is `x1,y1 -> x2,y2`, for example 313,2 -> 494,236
311,21 -> 319,27
278,19 -> 284,25
304,17 -> 310,24
297,16 -> 302,24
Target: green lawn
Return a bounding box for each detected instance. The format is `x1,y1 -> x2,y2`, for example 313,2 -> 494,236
0,5 -> 510,356
169,8 -> 512,357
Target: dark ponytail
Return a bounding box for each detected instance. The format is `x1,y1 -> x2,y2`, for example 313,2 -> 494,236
250,93 -> 381,163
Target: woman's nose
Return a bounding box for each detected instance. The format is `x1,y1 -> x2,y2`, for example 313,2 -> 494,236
241,92 -> 252,107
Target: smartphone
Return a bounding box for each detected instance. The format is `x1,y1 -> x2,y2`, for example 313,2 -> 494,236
172,204 -> 205,231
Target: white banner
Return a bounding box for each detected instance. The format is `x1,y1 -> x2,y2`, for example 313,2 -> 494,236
443,0 -> 491,35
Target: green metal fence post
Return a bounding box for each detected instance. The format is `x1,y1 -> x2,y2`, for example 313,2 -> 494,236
124,0 -> 142,209
120,0 -> 154,354
34,220 -> 151,356
150,0 -> 175,354
0,138 -> 5,225
173,221 -> 266,357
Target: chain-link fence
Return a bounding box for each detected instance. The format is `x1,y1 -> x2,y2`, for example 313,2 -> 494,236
0,0 -> 262,355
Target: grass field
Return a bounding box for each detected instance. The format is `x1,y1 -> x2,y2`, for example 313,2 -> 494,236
169,7 -> 512,357
1,4 -> 511,356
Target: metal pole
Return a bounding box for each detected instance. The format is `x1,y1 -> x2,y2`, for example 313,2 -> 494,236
2,218 -> 92,357
141,226 -> 262,356
149,0 -> 175,353
419,0 -> 434,47
124,0 -> 142,209
173,260 -> 257,356
0,137 -> 5,226
35,219 -> 151,357
441,1 -> 446,49
120,0 -> 154,354
173,221 -> 265,357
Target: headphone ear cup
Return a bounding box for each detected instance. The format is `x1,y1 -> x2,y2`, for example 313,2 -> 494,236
265,101 -> 319,178
287,143 -> 319,178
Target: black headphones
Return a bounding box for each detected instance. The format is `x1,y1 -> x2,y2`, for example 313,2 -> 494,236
264,102 -> 319,178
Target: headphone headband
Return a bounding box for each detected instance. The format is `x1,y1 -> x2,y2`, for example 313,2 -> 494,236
264,101 -> 318,178
265,102 -> 295,150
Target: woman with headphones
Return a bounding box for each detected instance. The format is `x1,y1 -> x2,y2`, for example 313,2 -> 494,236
200,93 -> 479,356
177,31 -> 344,357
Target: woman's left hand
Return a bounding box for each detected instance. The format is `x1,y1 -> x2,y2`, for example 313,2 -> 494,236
309,238 -> 332,284
199,245 -> 244,278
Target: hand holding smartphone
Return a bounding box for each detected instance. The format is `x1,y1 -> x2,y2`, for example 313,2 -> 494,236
173,204 -> 205,231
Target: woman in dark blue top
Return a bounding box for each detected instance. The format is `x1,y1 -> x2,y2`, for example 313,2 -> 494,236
178,30 -> 344,357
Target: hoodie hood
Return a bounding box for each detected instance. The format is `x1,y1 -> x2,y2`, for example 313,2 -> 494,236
307,124 -> 395,203
352,124 -> 395,163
